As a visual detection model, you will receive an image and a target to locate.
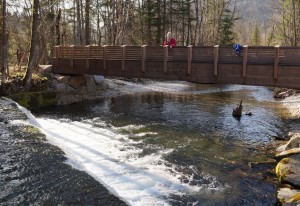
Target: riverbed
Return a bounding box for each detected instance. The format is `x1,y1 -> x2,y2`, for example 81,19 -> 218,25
27,79 -> 289,206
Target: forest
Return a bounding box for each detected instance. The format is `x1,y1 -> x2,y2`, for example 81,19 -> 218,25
1,0 -> 300,89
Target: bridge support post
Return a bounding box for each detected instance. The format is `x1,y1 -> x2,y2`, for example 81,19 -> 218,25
141,45 -> 146,73
214,45 -> 219,76
86,45 -> 90,70
164,45 -> 168,74
103,45 -> 107,71
121,45 -> 126,71
274,45 -> 280,80
243,45 -> 248,78
54,45 -> 60,67
187,45 -> 193,75
70,45 -> 75,69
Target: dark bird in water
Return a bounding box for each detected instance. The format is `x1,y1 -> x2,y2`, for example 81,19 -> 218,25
245,112 -> 253,116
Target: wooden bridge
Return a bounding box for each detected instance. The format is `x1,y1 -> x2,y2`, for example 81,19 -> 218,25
52,45 -> 300,89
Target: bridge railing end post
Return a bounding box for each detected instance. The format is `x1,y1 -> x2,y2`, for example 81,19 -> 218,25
274,45 -> 280,80
141,45 -> 147,73
242,45 -> 248,78
187,45 -> 193,75
214,45 -> 219,76
121,45 -> 126,71
163,45 -> 168,74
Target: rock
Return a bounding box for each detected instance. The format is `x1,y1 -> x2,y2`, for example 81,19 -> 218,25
286,137 -> 300,150
68,76 -> 86,89
93,75 -> 105,85
276,148 -> 300,159
276,154 -> 300,187
57,76 -> 71,84
85,75 -> 96,94
38,65 -> 52,73
233,100 -> 243,118
277,136 -> 300,153
278,188 -> 300,206
53,83 -> 76,93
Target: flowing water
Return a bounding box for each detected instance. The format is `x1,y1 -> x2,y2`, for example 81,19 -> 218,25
31,79 -> 287,206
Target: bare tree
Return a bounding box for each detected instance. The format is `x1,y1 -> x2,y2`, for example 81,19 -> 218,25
23,0 -> 40,86
1,0 -> 7,94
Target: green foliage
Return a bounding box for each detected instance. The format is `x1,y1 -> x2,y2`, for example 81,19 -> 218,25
218,8 -> 239,46
252,25 -> 261,46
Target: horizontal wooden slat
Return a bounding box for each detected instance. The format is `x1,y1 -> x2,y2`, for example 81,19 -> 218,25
125,46 -> 142,60
90,46 -> 103,59
192,46 -> 214,62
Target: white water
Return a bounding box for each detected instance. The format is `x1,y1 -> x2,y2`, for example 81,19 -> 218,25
10,99 -> 226,206
36,117 -> 227,205
9,80 -> 280,205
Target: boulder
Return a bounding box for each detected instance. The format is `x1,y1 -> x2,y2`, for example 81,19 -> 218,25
278,188 -> 300,206
276,154 -> 300,187
85,75 -> 96,94
38,65 -> 52,73
68,76 -> 86,89
277,136 -> 300,153
276,148 -> 300,159
94,75 -> 105,85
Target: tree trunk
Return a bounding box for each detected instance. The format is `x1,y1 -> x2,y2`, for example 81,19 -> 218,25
23,0 -> 40,86
85,0 -> 90,45
1,0 -> 7,93
55,8 -> 61,45
76,0 -> 82,45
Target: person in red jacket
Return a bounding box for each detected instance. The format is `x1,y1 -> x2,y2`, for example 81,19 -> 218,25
163,32 -> 176,48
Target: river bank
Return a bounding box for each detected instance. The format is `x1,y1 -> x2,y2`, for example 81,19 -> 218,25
0,97 -> 128,205
276,95 -> 300,205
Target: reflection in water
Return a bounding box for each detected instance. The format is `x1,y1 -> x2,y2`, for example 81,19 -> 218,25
33,81 -> 286,206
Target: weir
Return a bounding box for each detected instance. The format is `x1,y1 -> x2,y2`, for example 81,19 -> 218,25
52,45 -> 300,89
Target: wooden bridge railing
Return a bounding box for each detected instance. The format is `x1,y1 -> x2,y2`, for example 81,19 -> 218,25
52,45 -> 300,89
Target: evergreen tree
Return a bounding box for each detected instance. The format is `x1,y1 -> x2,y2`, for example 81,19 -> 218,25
218,8 -> 238,46
252,24 -> 261,45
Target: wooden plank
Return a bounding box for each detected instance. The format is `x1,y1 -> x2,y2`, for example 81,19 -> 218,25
164,46 -> 168,73
86,45 -> 90,70
214,45 -> 219,76
70,45 -> 75,69
243,45 -> 248,78
103,45 -> 107,71
121,45 -> 126,71
141,45 -> 146,72
187,45 -> 192,75
274,45 -> 279,79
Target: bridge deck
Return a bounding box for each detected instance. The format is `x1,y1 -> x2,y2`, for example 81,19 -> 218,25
52,45 -> 300,89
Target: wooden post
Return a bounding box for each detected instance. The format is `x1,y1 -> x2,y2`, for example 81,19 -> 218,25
86,45 -> 90,70
103,45 -> 107,71
242,45 -> 248,78
274,45 -> 280,80
214,45 -> 219,76
164,45 -> 168,74
141,45 -> 146,73
70,45 -> 75,69
55,45 -> 60,66
187,45 -> 193,75
121,45 -> 126,71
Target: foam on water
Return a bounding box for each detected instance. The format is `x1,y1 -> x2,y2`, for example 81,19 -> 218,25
11,99 -> 228,205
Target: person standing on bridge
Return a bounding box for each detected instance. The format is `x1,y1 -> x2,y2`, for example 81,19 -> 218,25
163,32 -> 176,48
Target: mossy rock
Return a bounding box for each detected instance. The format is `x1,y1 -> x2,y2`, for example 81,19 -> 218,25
10,91 -> 57,109
276,155 -> 300,187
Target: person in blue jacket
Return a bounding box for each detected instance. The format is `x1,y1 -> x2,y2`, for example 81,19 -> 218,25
233,43 -> 242,55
